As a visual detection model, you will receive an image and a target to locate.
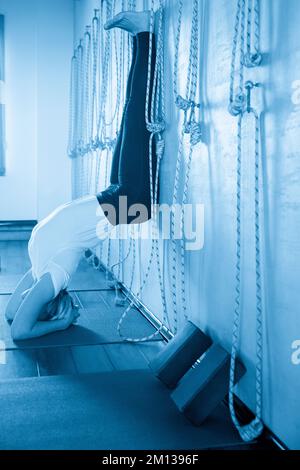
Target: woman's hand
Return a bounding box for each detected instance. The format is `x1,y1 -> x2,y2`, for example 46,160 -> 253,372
48,291 -> 80,329
58,295 -> 80,329
60,306 -> 79,329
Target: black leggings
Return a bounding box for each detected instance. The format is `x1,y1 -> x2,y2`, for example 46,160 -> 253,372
96,32 -> 157,225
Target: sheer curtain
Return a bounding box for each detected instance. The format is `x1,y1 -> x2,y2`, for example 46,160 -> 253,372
0,14 -> 5,176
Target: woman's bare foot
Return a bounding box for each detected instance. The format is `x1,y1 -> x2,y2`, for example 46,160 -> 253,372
104,11 -> 151,35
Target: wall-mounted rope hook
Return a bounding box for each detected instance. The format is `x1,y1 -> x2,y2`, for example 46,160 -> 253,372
183,101 -> 202,145
244,80 -> 260,112
243,52 -> 262,68
228,93 -> 246,116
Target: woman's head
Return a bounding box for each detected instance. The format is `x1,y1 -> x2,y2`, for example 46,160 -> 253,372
44,290 -> 80,323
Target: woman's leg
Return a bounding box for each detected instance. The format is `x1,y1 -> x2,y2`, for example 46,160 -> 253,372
97,31 -> 156,225
110,37 -> 138,185
118,32 -> 156,203
5,269 -> 34,323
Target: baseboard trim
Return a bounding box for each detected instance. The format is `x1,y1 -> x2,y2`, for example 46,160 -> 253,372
0,220 -> 37,240
0,220 -> 37,230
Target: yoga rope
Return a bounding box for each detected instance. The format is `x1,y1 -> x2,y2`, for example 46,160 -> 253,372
83,26 -> 92,194
244,0 -> 261,68
117,0 -> 171,343
71,27 -> 90,197
69,1 -> 115,198
68,49 -> 79,199
111,230 -> 135,307
116,6 -> 127,296
92,4 -> 105,195
228,0 -> 264,442
106,2 -> 122,278
102,0 -> 116,273
96,1 -> 108,260
170,0 -> 202,334
96,1 -> 113,150
68,53 -> 78,161
77,39 -> 85,197
104,23 -> 123,127
91,9 -> 100,194
70,40 -> 82,197
151,0 -> 170,336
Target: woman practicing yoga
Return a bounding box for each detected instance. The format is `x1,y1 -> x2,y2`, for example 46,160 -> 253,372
5,10 -> 158,340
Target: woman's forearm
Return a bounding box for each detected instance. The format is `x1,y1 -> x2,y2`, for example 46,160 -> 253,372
5,269 -> 34,322
10,272 -> 56,341
12,319 -> 68,340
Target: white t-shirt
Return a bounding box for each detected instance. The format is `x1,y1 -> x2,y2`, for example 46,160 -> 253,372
28,195 -> 111,297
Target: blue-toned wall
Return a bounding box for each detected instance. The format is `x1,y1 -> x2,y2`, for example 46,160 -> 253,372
0,0 -> 73,220
75,0 -> 300,449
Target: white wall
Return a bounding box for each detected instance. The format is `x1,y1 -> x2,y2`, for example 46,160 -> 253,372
0,0 -> 37,220
0,0 -> 73,221
36,0 -> 73,219
75,0 -> 300,449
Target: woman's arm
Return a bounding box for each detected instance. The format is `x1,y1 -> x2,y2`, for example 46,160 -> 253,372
12,317 -> 69,340
10,273 -> 72,341
5,269 -> 34,323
